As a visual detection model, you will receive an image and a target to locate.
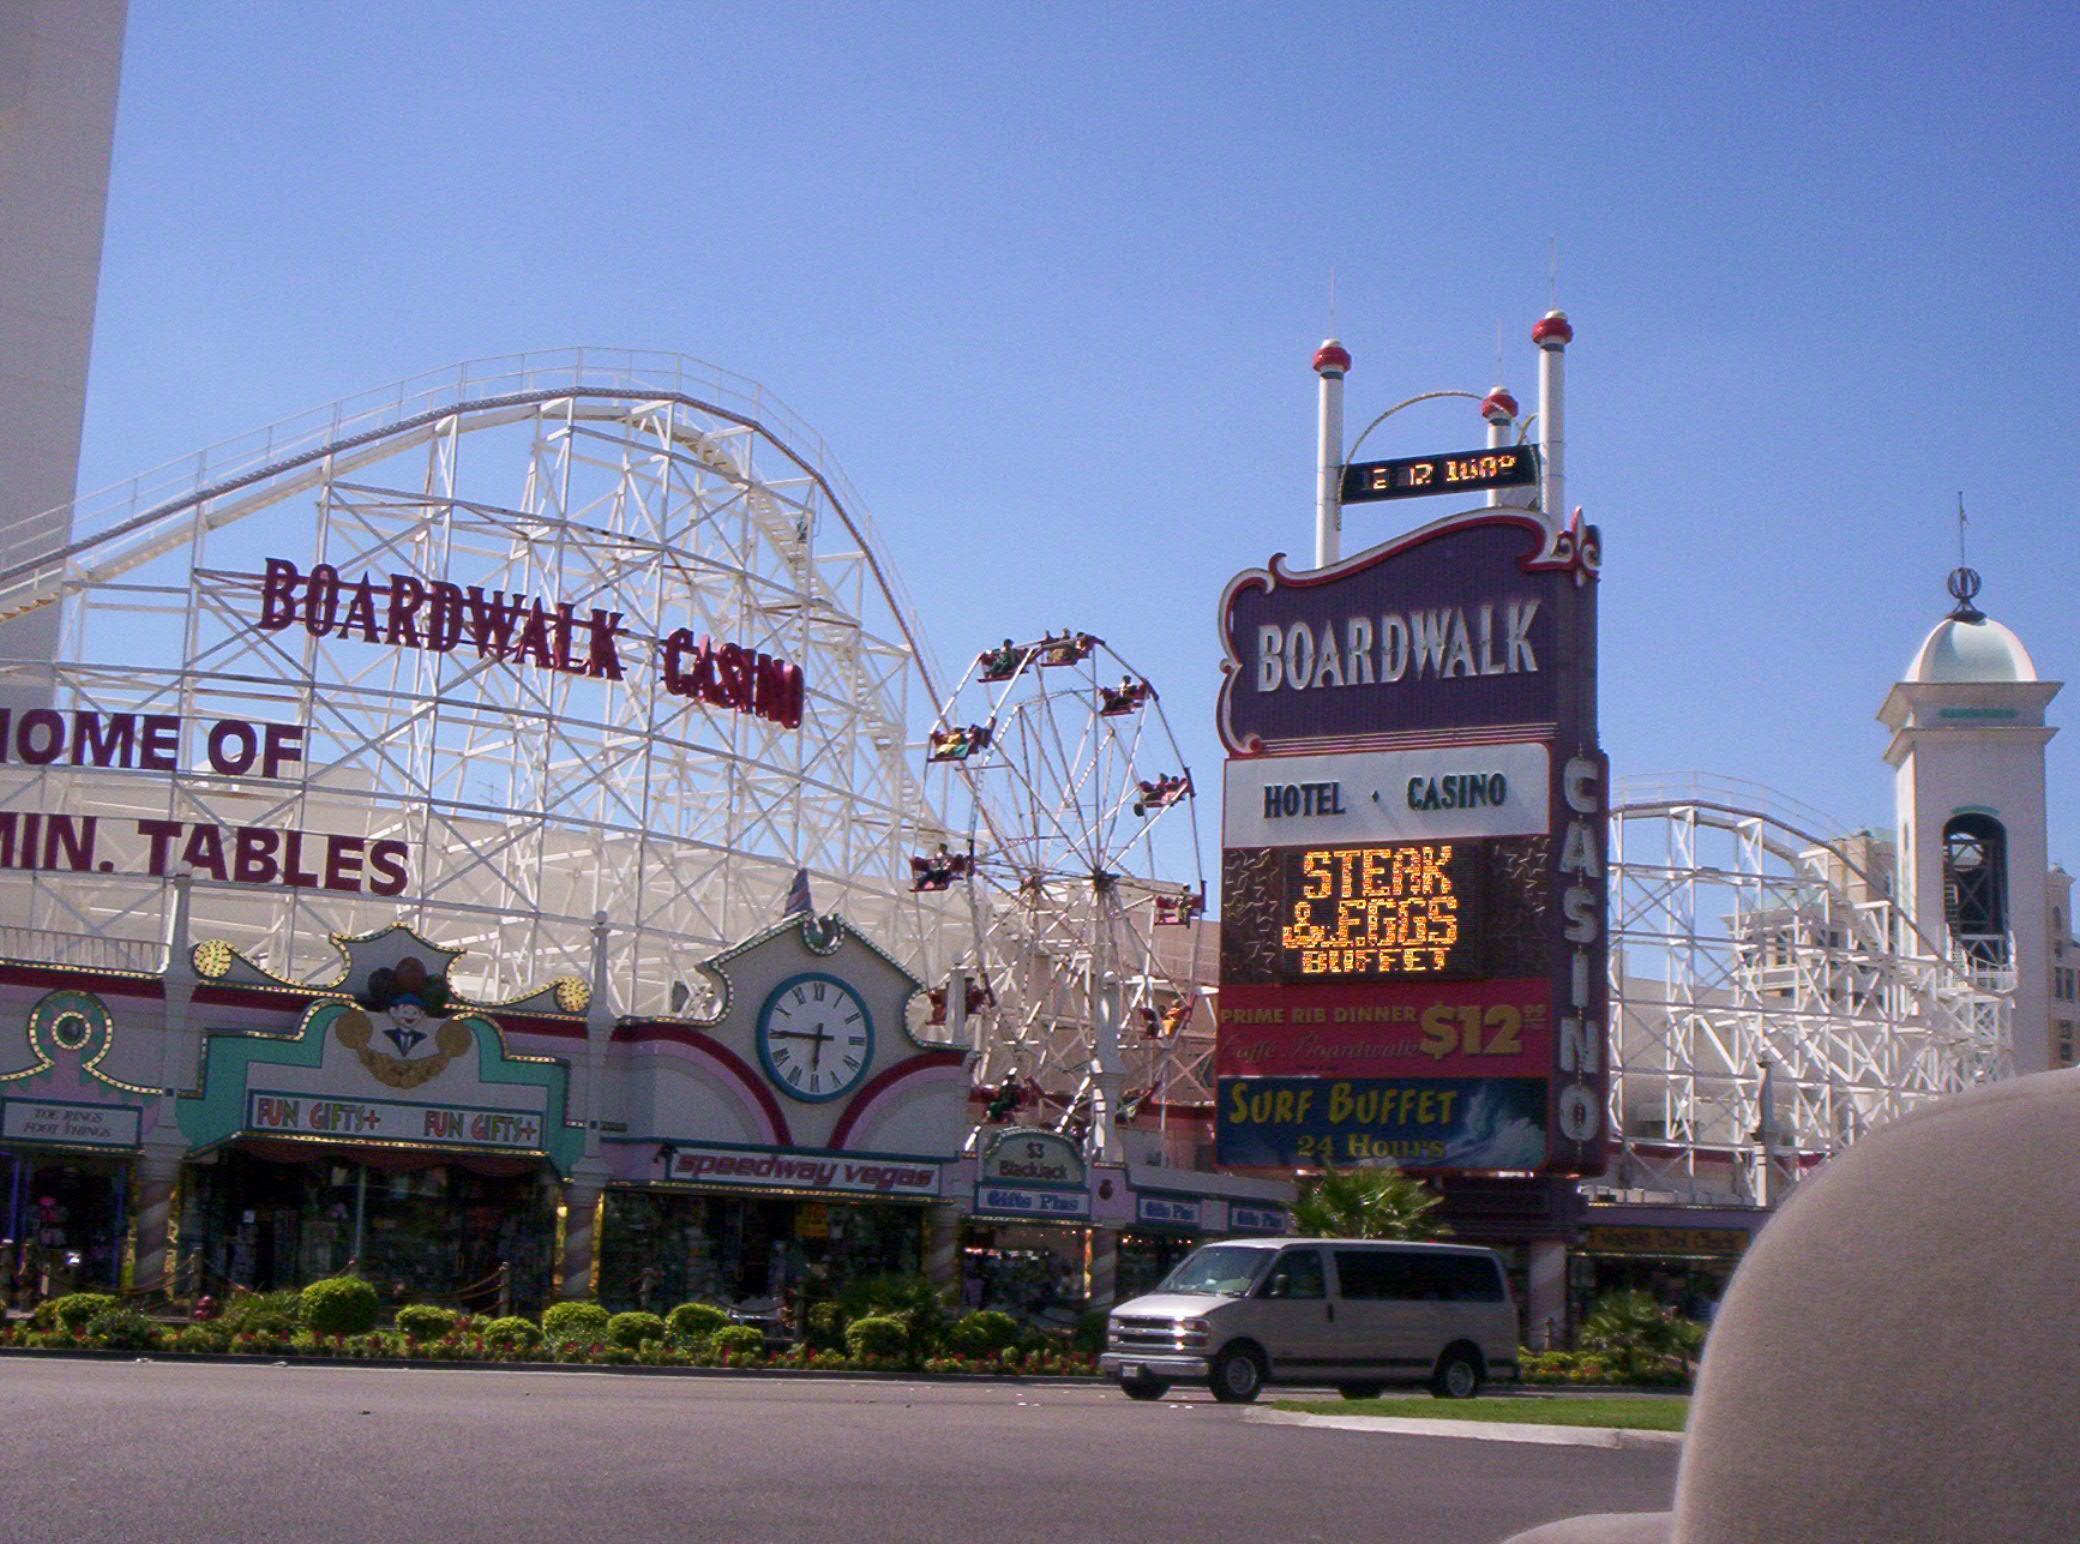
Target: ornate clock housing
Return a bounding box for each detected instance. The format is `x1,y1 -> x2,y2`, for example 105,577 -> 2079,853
756,972 -> 875,1102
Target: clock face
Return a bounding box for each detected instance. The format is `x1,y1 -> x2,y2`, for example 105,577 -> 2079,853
757,973 -> 874,1103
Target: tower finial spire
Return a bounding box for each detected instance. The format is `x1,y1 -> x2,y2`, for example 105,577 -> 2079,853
1948,495 -> 1982,620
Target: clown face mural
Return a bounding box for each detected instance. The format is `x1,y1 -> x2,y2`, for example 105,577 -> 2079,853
334,956 -> 473,1090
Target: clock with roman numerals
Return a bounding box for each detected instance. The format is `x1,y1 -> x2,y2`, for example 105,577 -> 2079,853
756,972 -> 875,1103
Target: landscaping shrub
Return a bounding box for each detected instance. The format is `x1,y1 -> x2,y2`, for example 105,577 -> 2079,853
541,1300 -> 612,1345
837,1274 -> 951,1357
665,1301 -> 730,1344
44,1292 -> 119,1334
481,1316 -> 542,1351
1070,1311 -> 1109,1356
301,1276 -> 380,1336
608,1311 -> 667,1349
394,1304 -> 459,1340
217,1289 -> 302,1337
947,1310 -> 1020,1358
845,1315 -> 908,1360
85,1305 -> 159,1350
173,1324 -> 228,1354
709,1324 -> 767,1360
1579,1291 -> 1705,1384
802,1300 -> 848,1352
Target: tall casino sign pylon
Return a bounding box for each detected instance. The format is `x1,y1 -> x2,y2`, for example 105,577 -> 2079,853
1214,315 -> 1608,1177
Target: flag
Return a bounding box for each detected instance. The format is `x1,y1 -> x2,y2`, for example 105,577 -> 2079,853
783,867 -> 814,918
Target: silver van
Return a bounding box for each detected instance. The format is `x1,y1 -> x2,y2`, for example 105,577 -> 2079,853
1098,1237 -> 1519,1404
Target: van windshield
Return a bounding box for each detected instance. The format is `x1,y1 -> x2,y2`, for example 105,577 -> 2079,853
1157,1245 -> 1273,1297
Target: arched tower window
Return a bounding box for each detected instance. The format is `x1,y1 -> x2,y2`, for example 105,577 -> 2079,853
1942,813 -> 2010,966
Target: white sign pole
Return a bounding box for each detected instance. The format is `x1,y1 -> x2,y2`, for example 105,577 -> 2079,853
1313,339 -> 1350,568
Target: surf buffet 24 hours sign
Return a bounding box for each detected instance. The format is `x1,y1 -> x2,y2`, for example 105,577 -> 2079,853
1213,509 -> 1607,1177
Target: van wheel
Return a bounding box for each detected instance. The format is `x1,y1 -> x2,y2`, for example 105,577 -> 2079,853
1337,1383 -> 1384,1400
1121,1378 -> 1169,1401
1210,1346 -> 1266,1404
1431,1348 -> 1483,1400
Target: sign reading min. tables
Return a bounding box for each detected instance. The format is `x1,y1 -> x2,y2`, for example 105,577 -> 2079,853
1214,507 -> 1606,1177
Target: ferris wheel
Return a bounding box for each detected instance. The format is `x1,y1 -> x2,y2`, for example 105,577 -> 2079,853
917,630 -> 1211,1151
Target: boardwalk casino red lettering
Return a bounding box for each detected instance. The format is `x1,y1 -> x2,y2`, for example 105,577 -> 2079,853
258,558 -> 805,728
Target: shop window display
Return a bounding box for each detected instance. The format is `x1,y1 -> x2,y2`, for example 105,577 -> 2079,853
962,1225 -> 1087,1318
3,1155 -> 127,1305
181,1150 -> 554,1313
598,1191 -> 926,1313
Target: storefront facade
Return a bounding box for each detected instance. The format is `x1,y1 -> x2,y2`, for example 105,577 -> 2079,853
957,1129 -> 1293,1316
1568,1204 -> 1761,1329
594,914 -> 968,1312
0,903 -> 1287,1319
0,979 -> 162,1304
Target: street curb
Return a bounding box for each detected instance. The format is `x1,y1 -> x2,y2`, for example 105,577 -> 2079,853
0,1346 -> 1100,1387
1249,1407 -> 1685,1450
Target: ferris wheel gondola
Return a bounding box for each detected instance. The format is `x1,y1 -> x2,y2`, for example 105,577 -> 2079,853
918,630 -> 1212,1154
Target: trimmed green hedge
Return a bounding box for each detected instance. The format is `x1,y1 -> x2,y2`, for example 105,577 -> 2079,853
710,1324 -> 766,1359
480,1316 -> 543,1350
395,1304 -> 459,1340
541,1300 -> 612,1345
300,1276 -> 379,1336
665,1302 -> 730,1342
845,1315 -> 908,1359
608,1311 -> 667,1349
947,1310 -> 1020,1357
83,1305 -> 159,1349
43,1292 -> 119,1333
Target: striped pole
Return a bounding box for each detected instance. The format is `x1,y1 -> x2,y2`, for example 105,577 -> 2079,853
561,1183 -> 603,1301
1088,1227 -> 1119,1313
925,1203 -> 962,1294
131,1154 -> 181,1297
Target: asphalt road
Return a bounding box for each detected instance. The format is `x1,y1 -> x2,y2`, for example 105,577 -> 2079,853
0,1360 -> 1676,1543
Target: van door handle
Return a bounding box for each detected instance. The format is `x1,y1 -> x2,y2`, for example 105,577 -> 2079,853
1326,1302 -> 1335,1323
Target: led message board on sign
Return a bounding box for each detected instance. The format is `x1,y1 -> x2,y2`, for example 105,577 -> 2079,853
1340,446 -> 1540,505
1278,842 -> 1472,979
1223,835 -> 1549,988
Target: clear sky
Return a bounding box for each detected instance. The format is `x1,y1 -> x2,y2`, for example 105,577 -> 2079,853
77,1 -> 2080,884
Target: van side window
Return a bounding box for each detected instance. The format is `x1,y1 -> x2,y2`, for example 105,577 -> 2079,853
1332,1250 -> 1397,1299
1261,1248 -> 1326,1299
1334,1249 -> 1506,1302
1439,1254 -> 1506,1303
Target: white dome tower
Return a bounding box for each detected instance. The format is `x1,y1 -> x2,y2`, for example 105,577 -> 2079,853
1879,568 -> 2061,1072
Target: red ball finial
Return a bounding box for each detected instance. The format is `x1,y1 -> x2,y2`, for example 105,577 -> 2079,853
1532,310 -> 1574,349
1312,338 -> 1351,375
1480,387 -> 1518,424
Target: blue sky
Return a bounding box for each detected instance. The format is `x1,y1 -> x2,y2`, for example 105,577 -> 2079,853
79,1 -> 2079,878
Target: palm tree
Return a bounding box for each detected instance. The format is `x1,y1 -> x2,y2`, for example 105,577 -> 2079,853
1581,1290 -> 1707,1381
1292,1163 -> 1449,1240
